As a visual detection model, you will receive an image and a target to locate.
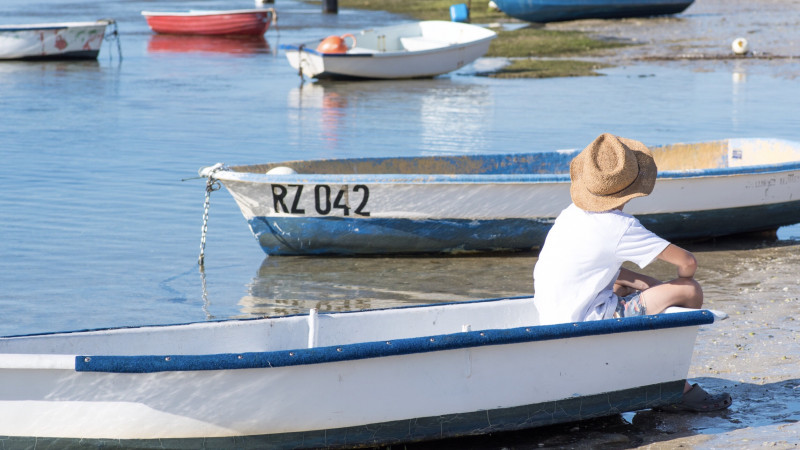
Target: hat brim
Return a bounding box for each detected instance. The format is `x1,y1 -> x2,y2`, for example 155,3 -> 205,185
569,137 -> 657,212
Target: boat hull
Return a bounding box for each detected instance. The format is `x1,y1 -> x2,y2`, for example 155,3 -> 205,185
247,199 -> 800,255
0,21 -> 110,60
493,0 -> 695,22
141,9 -> 273,36
0,297 -> 713,446
209,138 -> 800,255
280,21 -> 496,80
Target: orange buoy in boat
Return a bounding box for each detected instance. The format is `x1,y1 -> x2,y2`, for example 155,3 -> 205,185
316,33 -> 356,54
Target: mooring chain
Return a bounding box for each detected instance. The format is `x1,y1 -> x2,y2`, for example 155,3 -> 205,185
198,172 -> 222,267
297,44 -> 306,80
101,19 -> 123,61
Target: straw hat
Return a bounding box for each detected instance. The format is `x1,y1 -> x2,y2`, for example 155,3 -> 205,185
569,133 -> 657,212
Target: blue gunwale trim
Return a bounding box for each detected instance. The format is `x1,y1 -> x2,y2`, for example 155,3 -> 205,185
220,161 -> 800,185
75,310 -> 713,373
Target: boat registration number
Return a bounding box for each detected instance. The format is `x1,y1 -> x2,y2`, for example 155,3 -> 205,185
271,184 -> 370,216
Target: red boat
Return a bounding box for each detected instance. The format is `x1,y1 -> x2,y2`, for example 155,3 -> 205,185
141,9 -> 276,36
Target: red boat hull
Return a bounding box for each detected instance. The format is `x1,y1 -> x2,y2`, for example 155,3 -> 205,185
142,10 -> 273,36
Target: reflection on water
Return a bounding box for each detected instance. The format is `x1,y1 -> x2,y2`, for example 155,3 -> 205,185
146,34 -> 272,55
240,254 -> 536,316
0,60 -> 102,79
730,59 -> 747,130
286,83 -> 349,149
286,79 -> 494,155
419,83 -> 493,155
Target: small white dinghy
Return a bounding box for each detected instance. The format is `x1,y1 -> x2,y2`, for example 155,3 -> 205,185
279,20 -> 497,80
0,297 -> 716,447
0,20 -> 114,60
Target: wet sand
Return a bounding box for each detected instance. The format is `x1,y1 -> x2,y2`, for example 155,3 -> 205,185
547,0 -> 800,78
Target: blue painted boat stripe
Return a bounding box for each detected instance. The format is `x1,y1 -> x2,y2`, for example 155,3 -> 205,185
75,311 -> 713,373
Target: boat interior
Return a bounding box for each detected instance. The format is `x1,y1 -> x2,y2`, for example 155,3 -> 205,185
236,138 -> 800,177
343,21 -> 494,53
0,297 -> 538,356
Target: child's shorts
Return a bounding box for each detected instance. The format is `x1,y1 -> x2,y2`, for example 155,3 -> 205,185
613,291 -> 647,318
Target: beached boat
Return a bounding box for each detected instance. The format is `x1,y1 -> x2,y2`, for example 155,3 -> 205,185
141,9 -> 275,36
492,0 -> 694,23
279,21 -> 496,80
0,20 -> 114,60
0,297 -> 716,447
201,138 -> 800,256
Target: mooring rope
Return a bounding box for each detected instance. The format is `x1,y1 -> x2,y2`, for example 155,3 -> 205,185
199,265 -> 214,319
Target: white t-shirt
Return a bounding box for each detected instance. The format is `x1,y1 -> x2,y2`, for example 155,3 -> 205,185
533,203 -> 669,325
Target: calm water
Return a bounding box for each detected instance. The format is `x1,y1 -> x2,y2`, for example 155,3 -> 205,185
2,0 -> 800,338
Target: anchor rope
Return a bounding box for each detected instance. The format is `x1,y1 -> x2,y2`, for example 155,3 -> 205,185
199,265 -> 214,319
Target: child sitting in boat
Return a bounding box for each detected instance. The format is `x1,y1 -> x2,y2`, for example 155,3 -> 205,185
532,133 -> 732,412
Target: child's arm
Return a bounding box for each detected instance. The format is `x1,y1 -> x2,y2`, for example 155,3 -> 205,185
616,267 -> 662,292
656,244 -> 697,278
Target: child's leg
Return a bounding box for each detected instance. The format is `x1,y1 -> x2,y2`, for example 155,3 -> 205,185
640,277 -> 703,314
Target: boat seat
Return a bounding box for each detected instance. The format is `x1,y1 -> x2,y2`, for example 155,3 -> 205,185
400,37 -> 450,51
345,48 -> 377,55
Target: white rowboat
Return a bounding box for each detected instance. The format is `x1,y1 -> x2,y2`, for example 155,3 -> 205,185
0,298 -> 715,447
202,138 -> 800,256
0,20 -> 113,60
279,21 -> 497,80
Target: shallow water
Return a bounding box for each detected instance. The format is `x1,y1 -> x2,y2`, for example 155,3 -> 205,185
1,0 -> 800,447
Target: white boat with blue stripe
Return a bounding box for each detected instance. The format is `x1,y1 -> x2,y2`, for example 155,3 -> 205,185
202,138 -> 800,256
0,297 -> 717,447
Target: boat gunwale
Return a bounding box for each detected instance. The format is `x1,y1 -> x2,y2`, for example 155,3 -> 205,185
212,160 -> 800,185
140,9 -> 271,18
69,310 -> 713,374
0,21 -> 110,31
279,34 -> 496,58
